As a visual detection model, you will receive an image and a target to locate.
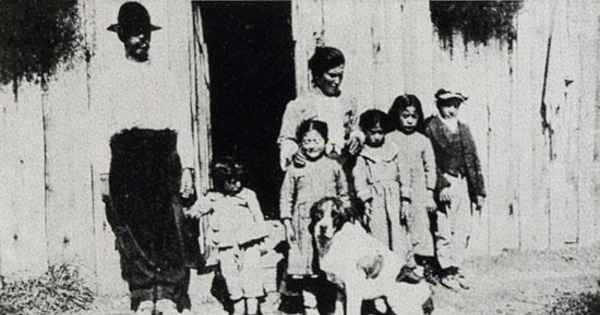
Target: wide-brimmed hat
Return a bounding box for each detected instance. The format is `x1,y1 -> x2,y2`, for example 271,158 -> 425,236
107,2 -> 161,34
435,89 -> 469,102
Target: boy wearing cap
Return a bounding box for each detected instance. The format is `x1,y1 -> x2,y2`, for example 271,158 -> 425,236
424,89 -> 486,291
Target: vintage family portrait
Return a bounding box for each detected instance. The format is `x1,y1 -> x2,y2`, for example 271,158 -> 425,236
0,0 -> 599,315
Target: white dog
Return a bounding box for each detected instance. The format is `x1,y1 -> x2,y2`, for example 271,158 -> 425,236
310,197 -> 434,315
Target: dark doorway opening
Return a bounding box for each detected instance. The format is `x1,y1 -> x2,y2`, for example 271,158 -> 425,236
199,2 -> 295,218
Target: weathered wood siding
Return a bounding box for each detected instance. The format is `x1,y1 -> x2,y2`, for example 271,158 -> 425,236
0,0 -> 599,295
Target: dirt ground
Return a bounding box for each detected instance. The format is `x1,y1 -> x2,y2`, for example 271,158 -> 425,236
78,244 -> 600,315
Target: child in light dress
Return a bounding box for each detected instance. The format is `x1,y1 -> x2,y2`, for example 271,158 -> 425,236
188,156 -> 269,315
279,119 -> 350,315
353,109 -> 420,283
388,94 -> 438,284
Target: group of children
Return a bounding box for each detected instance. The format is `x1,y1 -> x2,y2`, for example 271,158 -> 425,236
187,88 -> 486,315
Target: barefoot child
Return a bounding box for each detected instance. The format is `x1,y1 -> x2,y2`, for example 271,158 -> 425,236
388,95 -> 438,283
280,120 -> 350,315
188,156 -> 269,315
424,89 -> 486,290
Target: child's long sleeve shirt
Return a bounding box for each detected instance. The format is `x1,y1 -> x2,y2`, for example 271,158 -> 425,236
195,188 -> 268,249
424,115 -> 486,202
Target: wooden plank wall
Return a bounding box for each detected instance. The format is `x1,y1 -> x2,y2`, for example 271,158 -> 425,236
0,82 -> 47,277
1,0 -> 600,294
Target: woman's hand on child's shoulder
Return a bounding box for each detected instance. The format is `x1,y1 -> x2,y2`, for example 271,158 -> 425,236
347,134 -> 363,156
292,150 -> 307,167
439,188 -> 452,203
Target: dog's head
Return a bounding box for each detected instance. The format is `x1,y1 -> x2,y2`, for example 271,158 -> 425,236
309,197 -> 349,257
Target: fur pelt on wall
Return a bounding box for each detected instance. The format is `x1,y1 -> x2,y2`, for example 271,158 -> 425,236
109,128 -> 185,269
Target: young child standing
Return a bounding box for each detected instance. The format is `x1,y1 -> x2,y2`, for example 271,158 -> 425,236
352,109 -> 419,283
388,95 -> 438,283
279,119 -> 349,315
424,89 -> 486,290
188,156 -> 269,315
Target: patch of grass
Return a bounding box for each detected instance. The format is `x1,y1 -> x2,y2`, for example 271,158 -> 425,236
0,263 -> 95,315
548,289 -> 600,315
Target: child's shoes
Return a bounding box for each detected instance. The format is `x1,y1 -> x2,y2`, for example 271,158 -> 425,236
455,273 -> 470,290
155,299 -> 178,315
278,294 -> 304,314
374,297 -> 388,314
396,265 -> 423,284
423,265 -> 440,285
135,301 -> 154,315
439,275 -> 460,291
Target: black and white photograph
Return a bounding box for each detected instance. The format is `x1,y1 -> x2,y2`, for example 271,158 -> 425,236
0,0 -> 599,314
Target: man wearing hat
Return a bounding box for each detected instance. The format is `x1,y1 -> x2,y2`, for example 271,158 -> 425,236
424,89 -> 486,291
98,2 -> 197,315
107,1 -> 161,62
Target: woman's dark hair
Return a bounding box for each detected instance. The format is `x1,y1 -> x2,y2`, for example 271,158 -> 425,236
308,46 -> 345,79
359,109 -> 393,133
210,155 -> 245,193
388,94 -> 426,133
296,119 -> 329,143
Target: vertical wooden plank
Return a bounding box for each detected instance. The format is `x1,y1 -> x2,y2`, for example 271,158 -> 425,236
378,0 -> 405,110
190,3 -> 215,266
291,0 -> 324,96
44,66 -> 95,267
532,0 -> 553,251
43,7 -> 96,281
0,82 -> 48,278
486,40 -> 520,254
515,0 -> 553,251
542,0 -> 581,250
370,0 -> 387,110
167,0 -> 204,191
577,0 -> 600,247
191,3 -> 212,193
514,3 -> 536,251
402,0 -> 434,110
323,0 -> 375,112
559,0 -> 582,246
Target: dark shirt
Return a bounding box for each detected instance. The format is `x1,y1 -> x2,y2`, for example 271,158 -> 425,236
424,116 -> 486,202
